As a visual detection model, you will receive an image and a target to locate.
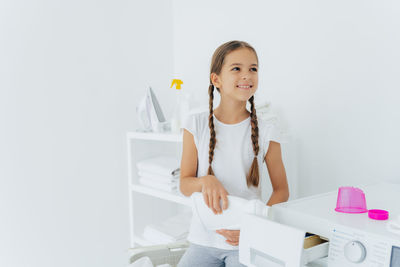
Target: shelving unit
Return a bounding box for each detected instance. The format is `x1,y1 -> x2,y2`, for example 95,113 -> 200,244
126,131 -> 191,249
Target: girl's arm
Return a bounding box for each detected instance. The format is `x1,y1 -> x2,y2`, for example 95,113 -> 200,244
179,129 -> 202,195
180,129 -> 229,214
265,141 -> 289,206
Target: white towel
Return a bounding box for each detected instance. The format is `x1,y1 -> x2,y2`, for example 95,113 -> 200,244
138,171 -> 179,183
191,192 -> 269,230
143,212 -> 191,244
139,175 -> 178,186
143,227 -> 182,244
139,178 -> 177,192
136,156 -> 180,176
140,176 -> 178,185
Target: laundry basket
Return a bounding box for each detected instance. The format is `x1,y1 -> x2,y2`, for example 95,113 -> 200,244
129,241 -> 189,267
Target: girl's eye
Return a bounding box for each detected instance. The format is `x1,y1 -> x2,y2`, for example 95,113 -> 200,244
231,67 -> 257,72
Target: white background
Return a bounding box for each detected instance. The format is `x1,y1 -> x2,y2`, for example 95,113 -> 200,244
172,0 -> 400,196
1,0 -> 399,266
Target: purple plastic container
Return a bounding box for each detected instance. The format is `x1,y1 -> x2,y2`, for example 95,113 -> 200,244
335,186 -> 368,213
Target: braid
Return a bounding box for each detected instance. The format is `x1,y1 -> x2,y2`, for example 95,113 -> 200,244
247,96 -> 260,187
208,84 -> 216,175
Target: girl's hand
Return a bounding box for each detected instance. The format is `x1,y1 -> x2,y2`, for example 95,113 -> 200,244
216,229 -> 240,246
201,175 -> 229,214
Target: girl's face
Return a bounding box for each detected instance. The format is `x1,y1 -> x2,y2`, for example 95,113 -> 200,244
212,48 -> 259,102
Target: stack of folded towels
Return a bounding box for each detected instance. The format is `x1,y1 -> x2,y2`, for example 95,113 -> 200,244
136,156 -> 180,192
143,211 -> 191,244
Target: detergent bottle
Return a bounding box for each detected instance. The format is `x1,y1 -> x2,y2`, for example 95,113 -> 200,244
170,79 -> 184,133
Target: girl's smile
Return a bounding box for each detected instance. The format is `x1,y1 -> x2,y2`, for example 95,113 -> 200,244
237,84 -> 253,90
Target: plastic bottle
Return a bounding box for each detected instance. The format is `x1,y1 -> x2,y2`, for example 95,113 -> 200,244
180,93 -> 190,129
170,79 -> 184,133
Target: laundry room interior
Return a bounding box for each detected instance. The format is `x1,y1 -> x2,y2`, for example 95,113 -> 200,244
1,1 -> 400,267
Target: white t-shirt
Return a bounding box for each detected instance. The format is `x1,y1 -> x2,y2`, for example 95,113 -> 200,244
182,111 -> 286,250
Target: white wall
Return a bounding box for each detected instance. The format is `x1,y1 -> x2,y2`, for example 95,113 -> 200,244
173,0 -> 400,197
0,0 -> 173,266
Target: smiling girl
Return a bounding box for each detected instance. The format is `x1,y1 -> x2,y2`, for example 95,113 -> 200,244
178,40 -> 289,267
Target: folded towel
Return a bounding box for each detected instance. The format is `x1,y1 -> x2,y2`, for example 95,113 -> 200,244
138,171 -> 179,183
139,175 -> 178,185
143,212 -> 191,244
136,156 -> 180,177
143,227 -> 186,244
139,178 -> 177,192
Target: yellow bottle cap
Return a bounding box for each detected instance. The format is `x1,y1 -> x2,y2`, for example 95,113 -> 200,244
170,79 -> 183,90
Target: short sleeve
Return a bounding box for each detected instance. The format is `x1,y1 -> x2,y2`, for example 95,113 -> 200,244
181,113 -> 198,147
260,118 -> 288,160
265,120 -> 287,144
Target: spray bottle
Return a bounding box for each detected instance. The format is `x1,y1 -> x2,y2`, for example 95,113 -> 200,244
170,79 -> 184,133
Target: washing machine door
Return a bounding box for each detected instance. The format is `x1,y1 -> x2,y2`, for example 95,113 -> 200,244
239,213 -> 306,267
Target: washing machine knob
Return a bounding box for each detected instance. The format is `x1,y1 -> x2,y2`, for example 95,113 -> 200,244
344,241 -> 366,263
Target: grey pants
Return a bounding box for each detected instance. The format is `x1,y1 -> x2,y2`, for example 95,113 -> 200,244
177,243 -> 246,267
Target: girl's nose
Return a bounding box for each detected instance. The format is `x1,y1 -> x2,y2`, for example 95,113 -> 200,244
242,72 -> 251,80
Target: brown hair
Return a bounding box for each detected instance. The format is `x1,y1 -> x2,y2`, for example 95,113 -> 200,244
208,40 -> 260,187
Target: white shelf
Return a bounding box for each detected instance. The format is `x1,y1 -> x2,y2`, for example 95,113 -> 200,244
131,183 -> 191,207
127,131 -> 183,142
127,130 -> 187,249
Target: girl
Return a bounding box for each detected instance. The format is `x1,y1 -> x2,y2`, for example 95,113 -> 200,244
178,40 -> 289,267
